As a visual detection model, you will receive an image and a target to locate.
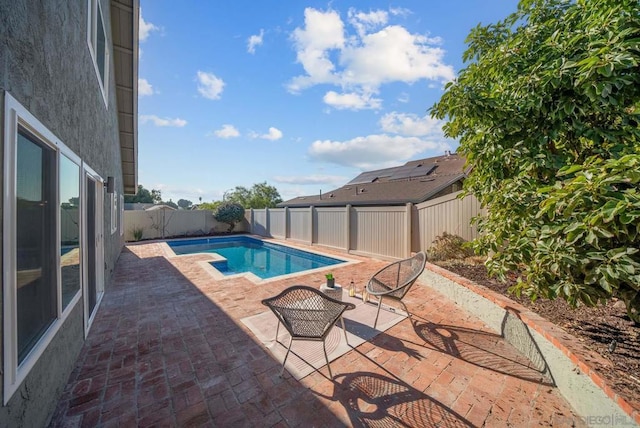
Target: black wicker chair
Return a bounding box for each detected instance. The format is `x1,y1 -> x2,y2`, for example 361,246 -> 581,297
261,285 -> 356,378
366,252 -> 427,329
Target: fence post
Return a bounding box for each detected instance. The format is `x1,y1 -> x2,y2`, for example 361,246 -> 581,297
345,204 -> 351,252
406,202 -> 412,257
284,207 -> 289,240
309,205 -> 314,245
250,209 -> 254,234
265,208 -> 270,237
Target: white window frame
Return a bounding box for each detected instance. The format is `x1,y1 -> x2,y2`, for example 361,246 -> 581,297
119,194 -> 124,236
87,0 -> 110,106
82,166 -> 105,336
110,191 -> 118,234
3,93 -> 82,404
59,154 -> 83,313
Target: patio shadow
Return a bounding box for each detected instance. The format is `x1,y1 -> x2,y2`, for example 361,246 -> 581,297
412,320 -> 554,386
325,371 -> 472,427
49,246 -> 346,426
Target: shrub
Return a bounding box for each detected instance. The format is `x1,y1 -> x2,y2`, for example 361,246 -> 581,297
427,233 -> 474,262
214,202 -> 245,232
430,0 -> 640,322
132,227 -> 143,241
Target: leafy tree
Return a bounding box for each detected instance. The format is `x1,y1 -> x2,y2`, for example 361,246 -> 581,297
197,201 -> 222,211
431,0 -> 640,321
214,202 -> 245,232
224,186 -> 252,207
225,182 -> 283,208
249,182 -> 283,209
164,199 -> 178,209
124,184 -> 162,204
177,199 -> 192,209
151,189 -> 162,204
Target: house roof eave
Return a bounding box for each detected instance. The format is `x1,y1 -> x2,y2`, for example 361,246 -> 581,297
110,0 -> 139,195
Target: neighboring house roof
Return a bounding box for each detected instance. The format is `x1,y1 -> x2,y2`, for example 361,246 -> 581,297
279,153 -> 469,207
145,204 -> 177,211
111,0 -> 139,195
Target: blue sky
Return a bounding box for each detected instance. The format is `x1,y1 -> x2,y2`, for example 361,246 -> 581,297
137,0 -> 519,204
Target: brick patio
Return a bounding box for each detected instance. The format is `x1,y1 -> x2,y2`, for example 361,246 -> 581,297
49,240 -> 585,427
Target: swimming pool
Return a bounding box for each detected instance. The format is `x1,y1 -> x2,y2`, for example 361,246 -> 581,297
168,236 -> 346,279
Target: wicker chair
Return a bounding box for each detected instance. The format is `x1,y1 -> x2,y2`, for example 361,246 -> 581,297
261,285 -> 356,378
366,252 -> 427,329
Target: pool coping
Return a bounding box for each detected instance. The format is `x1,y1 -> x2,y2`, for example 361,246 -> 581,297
157,234 -> 362,284
420,262 -> 640,426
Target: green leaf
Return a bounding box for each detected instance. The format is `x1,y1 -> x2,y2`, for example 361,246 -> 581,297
430,0 -> 640,321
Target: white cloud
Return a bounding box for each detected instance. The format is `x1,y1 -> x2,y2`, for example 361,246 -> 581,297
397,92 -> 410,103
308,134 -> 447,169
288,7 -> 454,110
214,124 -> 240,138
140,115 -> 187,127
389,7 -> 412,17
139,9 -> 159,42
273,175 -> 347,186
340,26 -> 453,87
288,8 -> 345,92
379,112 -> 444,137
196,71 -> 225,100
138,78 -> 154,96
322,90 -> 381,110
247,29 -> 264,54
348,8 -> 388,37
252,127 -> 283,141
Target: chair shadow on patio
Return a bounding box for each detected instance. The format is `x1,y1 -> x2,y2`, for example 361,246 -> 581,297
321,371 -> 473,427
365,327 -> 424,361
412,317 -> 555,386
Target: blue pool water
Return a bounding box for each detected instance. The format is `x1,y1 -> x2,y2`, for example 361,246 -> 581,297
168,236 -> 345,279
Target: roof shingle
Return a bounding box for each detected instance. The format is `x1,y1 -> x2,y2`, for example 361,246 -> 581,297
279,153 -> 468,207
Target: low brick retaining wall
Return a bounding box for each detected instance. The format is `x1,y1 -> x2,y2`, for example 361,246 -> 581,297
420,262 -> 639,427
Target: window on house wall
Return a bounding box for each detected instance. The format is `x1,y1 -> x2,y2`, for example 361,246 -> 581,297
87,0 -> 109,105
111,191 -> 118,234
3,93 -> 83,404
120,194 -> 124,236
60,155 -> 81,310
15,129 -> 57,364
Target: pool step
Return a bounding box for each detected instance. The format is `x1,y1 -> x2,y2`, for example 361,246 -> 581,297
211,260 -> 240,275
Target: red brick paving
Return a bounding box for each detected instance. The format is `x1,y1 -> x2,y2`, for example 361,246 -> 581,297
49,240 -> 585,427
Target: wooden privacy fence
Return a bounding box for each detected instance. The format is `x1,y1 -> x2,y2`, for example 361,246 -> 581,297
248,191 -> 483,259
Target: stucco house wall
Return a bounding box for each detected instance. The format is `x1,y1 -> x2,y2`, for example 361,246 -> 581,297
0,0 -> 136,426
